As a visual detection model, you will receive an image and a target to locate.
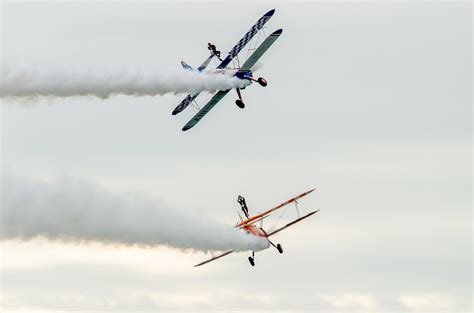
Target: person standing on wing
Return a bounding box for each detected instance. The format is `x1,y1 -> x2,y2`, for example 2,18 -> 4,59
238,195 -> 249,219
208,42 -> 222,60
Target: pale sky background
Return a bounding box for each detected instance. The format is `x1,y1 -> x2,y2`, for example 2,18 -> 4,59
1,0 -> 472,311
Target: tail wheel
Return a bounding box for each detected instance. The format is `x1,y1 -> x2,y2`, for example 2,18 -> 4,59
235,99 -> 245,109
257,77 -> 267,87
277,244 -> 283,254
248,256 -> 255,266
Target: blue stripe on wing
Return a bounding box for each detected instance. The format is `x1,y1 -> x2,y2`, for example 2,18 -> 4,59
172,93 -> 199,115
217,9 -> 275,69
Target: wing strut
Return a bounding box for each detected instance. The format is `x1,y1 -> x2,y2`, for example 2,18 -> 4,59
267,210 -> 320,237
240,28 -> 283,70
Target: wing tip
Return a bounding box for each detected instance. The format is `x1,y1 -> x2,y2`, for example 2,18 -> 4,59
265,9 -> 275,17
304,188 -> 316,195
182,123 -> 195,131
272,28 -> 283,36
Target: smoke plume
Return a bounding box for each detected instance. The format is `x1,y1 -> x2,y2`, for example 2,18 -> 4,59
0,65 -> 250,99
0,175 -> 269,252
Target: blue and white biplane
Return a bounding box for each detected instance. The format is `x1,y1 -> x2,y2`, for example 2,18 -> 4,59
173,9 -> 282,131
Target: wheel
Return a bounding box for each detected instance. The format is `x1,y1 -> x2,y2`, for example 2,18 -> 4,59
235,99 -> 245,109
277,243 -> 283,254
257,77 -> 267,87
248,256 -> 255,266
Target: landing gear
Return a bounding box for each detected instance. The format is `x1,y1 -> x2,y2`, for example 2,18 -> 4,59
248,251 -> 255,266
235,88 -> 245,109
266,235 -> 283,254
235,99 -> 245,109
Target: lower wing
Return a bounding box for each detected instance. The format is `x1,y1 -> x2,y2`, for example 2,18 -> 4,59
193,250 -> 233,267
267,209 -> 320,237
241,29 -> 283,71
182,89 -> 230,131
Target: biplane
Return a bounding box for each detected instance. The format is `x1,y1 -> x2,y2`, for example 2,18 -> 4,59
194,189 -> 319,267
174,9 -> 283,131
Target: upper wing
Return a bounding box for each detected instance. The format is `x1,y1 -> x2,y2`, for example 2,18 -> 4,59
236,189 -> 316,227
267,210 -> 319,237
241,29 -> 283,71
193,250 -> 233,267
182,89 -> 230,131
217,9 -> 275,69
172,55 -> 214,115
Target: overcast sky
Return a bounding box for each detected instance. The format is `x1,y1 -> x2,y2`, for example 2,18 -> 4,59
1,1 -> 472,311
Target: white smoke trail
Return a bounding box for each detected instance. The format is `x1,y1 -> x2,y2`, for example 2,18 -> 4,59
0,175 -> 269,252
0,64 -> 250,99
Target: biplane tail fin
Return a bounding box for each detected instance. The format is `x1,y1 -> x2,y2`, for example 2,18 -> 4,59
180,61 -> 194,71
197,54 -> 214,72
181,54 -> 213,72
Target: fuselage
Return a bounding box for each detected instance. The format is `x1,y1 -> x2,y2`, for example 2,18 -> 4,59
241,224 -> 266,237
213,68 -> 253,80
180,60 -> 252,78
237,223 -> 270,251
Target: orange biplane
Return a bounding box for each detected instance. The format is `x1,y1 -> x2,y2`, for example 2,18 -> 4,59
194,189 -> 319,267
